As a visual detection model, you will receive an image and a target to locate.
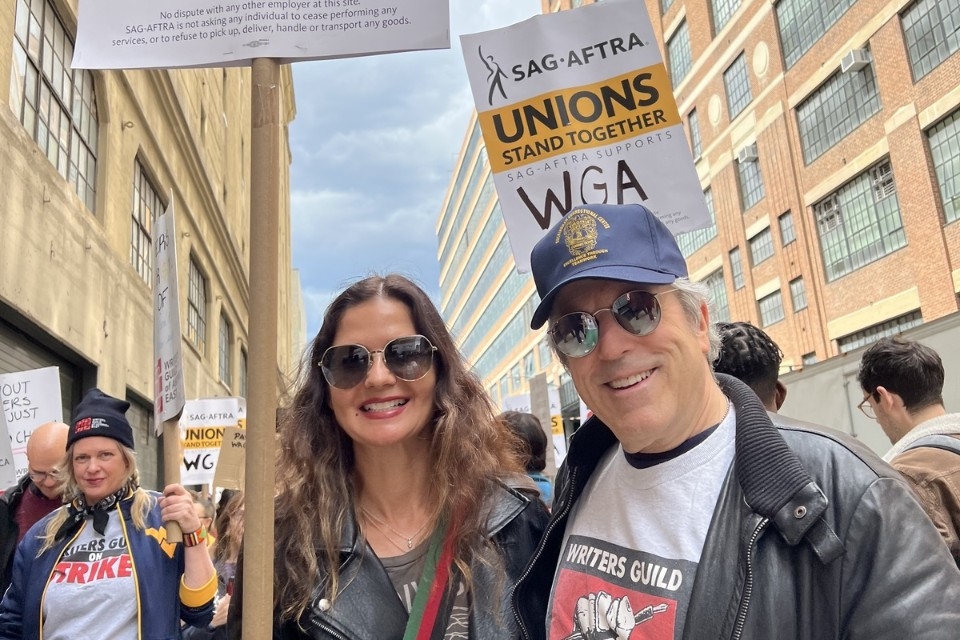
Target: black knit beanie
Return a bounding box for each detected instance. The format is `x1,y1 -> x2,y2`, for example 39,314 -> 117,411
68,388 -> 135,451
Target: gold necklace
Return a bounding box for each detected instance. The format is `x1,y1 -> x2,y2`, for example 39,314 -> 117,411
358,505 -> 431,551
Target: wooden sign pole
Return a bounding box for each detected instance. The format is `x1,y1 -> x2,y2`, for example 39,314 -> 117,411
242,57 -> 281,639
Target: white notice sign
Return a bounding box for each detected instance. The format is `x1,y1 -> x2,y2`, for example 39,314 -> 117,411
73,0 -> 450,69
461,1 -> 709,271
0,367 -> 63,483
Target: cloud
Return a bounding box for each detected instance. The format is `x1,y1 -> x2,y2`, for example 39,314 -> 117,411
290,0 -> 542,335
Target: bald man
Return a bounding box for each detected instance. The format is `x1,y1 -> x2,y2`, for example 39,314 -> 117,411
0,421 -> 69,594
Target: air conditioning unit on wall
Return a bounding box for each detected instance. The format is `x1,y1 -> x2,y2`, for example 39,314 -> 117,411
841,48 -> 871,73
737,143 -> 758,163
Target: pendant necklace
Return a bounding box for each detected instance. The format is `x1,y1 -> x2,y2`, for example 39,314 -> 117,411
359,505 -> 431,551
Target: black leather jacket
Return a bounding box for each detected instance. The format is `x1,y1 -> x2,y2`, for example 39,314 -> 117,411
233,480 -> 548,640
514,375 -> 960,639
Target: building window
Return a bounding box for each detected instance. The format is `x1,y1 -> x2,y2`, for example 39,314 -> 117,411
815,159 -> 906,281
749,228 -> 774,266
9,0 -> 99,211
558,373 -> 578,411
730,248 -> 745,289
758,290 -> 785,327
499,376 -> 509,401
187,257 -> 207,354
723,53 -> 752,119
737,154 -> 765,210
523,351 -> 535,379
677,188 -> 717,257
901,0 -> 960,80
789,277 -> 808,311
538,338 -> 552,368
779,211 -> 796,245
239,347 -> 248,398
667,21 -> 693,87
661,0 -> 675,13
219,313 -> 232,386
796,64 -> 881,164
711,0 -> 742,33
510,364 -> 522,391
802,352 -> 818,365
776,0 -> 857,68
131,160 -> 162,286
836,311 -> 923,353
688,108 -> 702,159
704,270 -> 730,322
927,108 -> 960,223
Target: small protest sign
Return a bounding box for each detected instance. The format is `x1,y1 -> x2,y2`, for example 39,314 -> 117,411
73,0 -> 450,69
179,397 -> 246,485
213,427 -> 246,490
0,367 -> 63,482
461,1 -> 709,271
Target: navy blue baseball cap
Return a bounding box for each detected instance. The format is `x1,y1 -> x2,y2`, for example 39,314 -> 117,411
530,203 -> 688,329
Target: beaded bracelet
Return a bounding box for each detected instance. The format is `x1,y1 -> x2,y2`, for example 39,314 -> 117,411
183,526 -> 207,548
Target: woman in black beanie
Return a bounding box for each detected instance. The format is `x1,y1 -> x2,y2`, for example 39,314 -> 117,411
0,388 -> 217,640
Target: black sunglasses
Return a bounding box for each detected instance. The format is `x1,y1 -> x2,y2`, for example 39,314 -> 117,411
319,335 -> 437,389
549,289 -> 676,358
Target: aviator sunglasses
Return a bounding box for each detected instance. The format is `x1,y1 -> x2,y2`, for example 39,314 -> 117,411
549,289 -> 677,358
319,335 -> 438,389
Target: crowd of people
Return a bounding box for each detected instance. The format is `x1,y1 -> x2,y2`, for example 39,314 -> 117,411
1,202 -> 959,639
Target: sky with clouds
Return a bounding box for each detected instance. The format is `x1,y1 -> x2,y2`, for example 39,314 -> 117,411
288,0 -> 542,338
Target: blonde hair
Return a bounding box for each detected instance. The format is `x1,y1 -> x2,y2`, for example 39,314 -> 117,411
38,441 -> 153,554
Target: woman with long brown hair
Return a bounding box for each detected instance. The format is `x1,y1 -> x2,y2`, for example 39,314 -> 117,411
232,274 -> 548,639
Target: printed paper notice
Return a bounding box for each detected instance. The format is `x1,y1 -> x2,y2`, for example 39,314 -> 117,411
73,0 -> 450,69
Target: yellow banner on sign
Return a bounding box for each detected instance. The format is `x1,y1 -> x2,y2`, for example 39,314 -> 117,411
182,426 -> 225,450
478,63 -> 680,174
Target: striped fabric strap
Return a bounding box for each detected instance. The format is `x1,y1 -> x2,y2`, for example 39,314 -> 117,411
403,523 -> 456,640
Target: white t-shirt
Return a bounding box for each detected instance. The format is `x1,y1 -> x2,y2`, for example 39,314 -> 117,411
546,405 -> 736,640
42,510 -> 139,640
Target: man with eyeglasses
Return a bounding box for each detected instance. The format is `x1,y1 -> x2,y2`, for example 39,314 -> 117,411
857,336 -> 960,565
512,203 -> 960,640
0,420 -> 69,595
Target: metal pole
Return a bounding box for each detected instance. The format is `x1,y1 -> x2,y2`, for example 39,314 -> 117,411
243,57 -> 281,639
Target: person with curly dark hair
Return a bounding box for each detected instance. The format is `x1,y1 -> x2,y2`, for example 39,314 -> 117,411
714,321 -> 786,411
230,274 -> 548,639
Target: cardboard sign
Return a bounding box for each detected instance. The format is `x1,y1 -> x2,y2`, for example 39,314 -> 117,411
461,1 -> 709,271
73,0 -> 450,69
0,367 -> 63,483
213,426 -> 245,490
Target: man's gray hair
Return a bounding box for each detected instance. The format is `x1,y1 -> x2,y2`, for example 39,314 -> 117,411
671,277 -> 721,364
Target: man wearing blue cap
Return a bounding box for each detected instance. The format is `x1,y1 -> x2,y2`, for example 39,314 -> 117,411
512,204 -> 960,639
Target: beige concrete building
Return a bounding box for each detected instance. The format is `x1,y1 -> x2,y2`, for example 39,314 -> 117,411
0,0 -> 299,489
437,0 -> 960,439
